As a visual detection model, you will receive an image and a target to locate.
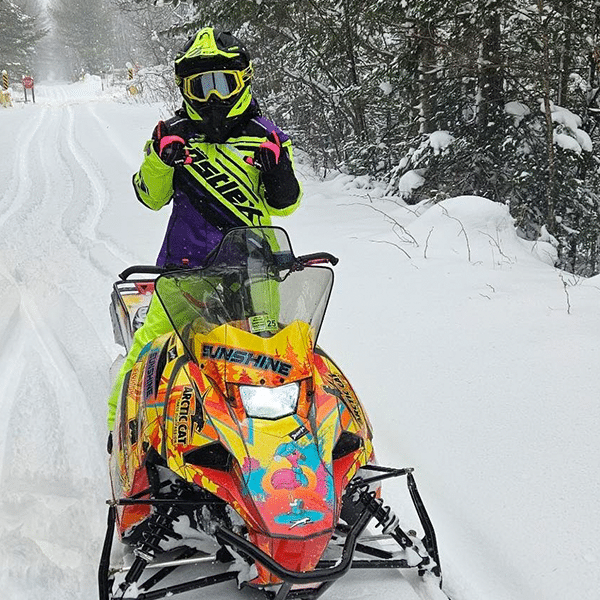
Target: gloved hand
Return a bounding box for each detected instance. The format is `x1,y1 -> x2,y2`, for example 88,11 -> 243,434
153,120 -> 192,167
245,131 -> 283,172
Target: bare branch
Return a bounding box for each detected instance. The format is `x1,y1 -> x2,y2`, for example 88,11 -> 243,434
352,202 -> 419,247
440,206 -> 471,262
558,272 -> 572,315
424,227 -> 434,259
368,239 -> 412,260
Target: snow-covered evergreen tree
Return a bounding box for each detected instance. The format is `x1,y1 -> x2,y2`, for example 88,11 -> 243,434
49,0 -> 116,78
0,0 -> 46,78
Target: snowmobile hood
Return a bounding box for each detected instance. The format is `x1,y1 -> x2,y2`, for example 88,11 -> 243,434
163,321 -> 336,542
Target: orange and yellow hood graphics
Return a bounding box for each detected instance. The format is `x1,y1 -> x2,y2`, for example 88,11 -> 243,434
311,350 -> 375,508
110,332 -> 182,538
190,319 -> 315,387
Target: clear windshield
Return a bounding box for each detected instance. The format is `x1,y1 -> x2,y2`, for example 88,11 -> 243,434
154,227 -> 334,359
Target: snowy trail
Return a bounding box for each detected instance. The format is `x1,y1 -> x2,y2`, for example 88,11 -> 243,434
86,102 -> 142,173
0,287 -> 27,463
0,82 -> 126,599
0,78 -> 599,600
0,266 -> 103,475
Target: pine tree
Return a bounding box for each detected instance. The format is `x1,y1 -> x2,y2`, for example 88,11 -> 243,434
0,0 -> 46,78
49,0 -> 116,77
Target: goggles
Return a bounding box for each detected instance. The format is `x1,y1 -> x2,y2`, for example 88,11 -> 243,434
182,66 -> 252,102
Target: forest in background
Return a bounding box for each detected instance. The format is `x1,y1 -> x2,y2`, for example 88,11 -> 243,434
3,0 -> 600,275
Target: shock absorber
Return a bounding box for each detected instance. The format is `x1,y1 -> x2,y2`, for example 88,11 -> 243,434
118,504 -> 182,594
353,483 -> 417,551
346,467 -> 442,581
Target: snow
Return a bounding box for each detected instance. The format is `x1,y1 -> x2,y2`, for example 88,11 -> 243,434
574,127 -> 593,153
427,131 -> 454,155
548,103 -> 582,131
542,101 -> 593,154
1,78 -> 599,600
505,101 -> 531,126
396,169 -> 425,199
379,81 -> 393,95
508,100 -> 593,153
553,131 -> 584,154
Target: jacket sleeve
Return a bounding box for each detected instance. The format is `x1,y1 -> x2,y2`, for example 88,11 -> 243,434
261,140 -> 303,216
132,139 -> 175,210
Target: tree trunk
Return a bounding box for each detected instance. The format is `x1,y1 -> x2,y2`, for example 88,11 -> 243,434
343,0 -> 368,140
477,1 -> 503,141
557,0 -> 573,106
538,0 -> 556,233
417,20 -> 437,134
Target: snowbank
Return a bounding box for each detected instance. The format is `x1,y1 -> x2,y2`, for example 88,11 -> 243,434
394,195 -> 558,267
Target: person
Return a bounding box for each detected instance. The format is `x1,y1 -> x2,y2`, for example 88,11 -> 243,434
107,26 -> 302,430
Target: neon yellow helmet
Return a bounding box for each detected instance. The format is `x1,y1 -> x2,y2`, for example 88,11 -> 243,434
174,27 -> 255,142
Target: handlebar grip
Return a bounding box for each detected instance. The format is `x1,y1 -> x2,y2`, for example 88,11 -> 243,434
297,252 -> 339,266
119,265 -> 167,280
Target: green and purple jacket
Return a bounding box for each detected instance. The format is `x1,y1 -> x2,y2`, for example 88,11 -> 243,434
133,110 -> 302,267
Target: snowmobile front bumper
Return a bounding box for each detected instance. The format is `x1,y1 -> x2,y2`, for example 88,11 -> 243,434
98,467 -> 443,600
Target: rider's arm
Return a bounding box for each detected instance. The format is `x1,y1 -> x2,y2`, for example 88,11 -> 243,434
261,141 -> 303,216
132,140 -> 175,210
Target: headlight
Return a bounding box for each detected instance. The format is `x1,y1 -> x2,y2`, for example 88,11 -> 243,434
239,382 -> 300,419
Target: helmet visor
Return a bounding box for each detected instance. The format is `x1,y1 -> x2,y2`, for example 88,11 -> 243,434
182,67 -> 252,103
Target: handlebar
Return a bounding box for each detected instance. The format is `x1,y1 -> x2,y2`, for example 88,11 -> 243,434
118,253 -> 339,281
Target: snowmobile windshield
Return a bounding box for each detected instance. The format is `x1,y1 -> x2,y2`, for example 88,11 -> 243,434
154,227 -> 334,359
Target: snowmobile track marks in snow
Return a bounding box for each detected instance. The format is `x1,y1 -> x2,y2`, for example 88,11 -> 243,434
0,106 -> 48,229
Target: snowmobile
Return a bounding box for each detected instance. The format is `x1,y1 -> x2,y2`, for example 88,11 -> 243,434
100,226 -> 448,600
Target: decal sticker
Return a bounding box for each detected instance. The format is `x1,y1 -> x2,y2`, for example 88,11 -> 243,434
274,499 -> 323,528
202,344 -> 292,376
175,387 -> 194,445
324,373 -> 364,426
191,389 -> 206,435
289,425 -> 309,441
249,314 -> 278,334
144,349 -> 160,400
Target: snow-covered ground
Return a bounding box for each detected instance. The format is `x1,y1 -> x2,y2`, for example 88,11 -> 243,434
0,77 -> 599,600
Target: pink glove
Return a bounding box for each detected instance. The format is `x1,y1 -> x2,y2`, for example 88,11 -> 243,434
245,131 -> 282,171
153,121 -> 192,166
